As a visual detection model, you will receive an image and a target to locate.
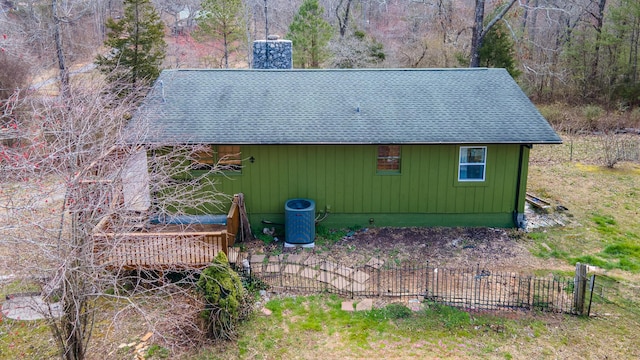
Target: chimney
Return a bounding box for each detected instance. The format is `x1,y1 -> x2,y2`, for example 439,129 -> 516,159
252,35 -> 293,69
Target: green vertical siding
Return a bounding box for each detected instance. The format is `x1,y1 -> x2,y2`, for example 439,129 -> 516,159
209,144 -> 526,228
517,146 -> 531,213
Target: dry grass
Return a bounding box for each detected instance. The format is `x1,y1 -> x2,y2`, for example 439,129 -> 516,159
528,135 -> 640,267
537,103 -> 640,132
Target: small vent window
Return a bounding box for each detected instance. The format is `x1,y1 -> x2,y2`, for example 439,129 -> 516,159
377,145 -> 401,173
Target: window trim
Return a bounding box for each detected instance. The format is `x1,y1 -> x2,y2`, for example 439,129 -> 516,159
458,146 -> 486,182
376,145 -> 401,174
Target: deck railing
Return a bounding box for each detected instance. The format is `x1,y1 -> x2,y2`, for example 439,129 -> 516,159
93,230 -> 229,270
226,198 -> 239,247
93,195 -> 241,270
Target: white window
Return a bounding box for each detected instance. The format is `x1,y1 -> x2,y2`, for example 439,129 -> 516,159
458,146 -> 486,181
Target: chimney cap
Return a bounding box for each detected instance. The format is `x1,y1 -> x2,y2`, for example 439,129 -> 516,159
267,34 -> 280,41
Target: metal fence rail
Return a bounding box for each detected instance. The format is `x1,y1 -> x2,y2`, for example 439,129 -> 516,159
235,253 -> 594,315
424,266 -> 576,312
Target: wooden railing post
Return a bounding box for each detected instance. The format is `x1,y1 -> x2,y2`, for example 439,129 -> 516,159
226,194 -> 240,248
573,263 -> 588,315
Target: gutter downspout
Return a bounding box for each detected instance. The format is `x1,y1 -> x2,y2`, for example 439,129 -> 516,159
513,144 -> 531,229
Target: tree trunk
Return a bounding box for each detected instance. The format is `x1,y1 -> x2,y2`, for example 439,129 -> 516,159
223,31 -> 229,68
336,0 -> 353,37
590,0 -> 607,87
52,0 -> 70,99
520,0 -> 529,34
470,0 -> 517,68
469,0 -> 485,67
629,18 -> 640,84
529,0 -> 538,43
133,1 -> 140,86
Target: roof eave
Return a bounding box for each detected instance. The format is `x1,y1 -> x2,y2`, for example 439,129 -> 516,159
141,140 -> 564,145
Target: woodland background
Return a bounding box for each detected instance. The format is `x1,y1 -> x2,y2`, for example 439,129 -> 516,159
1,0 -> 640,110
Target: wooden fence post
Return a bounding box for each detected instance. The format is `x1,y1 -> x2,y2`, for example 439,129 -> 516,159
573,262 -> 588,315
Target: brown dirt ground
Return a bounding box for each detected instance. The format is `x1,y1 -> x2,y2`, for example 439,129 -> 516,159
245,224 -> 571,273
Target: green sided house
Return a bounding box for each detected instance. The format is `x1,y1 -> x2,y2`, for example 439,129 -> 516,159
134,67 -> 561,230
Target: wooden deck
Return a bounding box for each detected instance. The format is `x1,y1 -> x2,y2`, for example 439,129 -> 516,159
93,196 -> 241,270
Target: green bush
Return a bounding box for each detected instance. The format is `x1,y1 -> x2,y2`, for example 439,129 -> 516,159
582,105 -> 604,129
197,252 -> 249,340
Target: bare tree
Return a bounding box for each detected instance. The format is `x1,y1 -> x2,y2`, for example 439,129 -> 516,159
329,29 -> 385,68
516,0 -> 600,100
0,33 -> 34,99
3,1 -> 118,97
0,77 -> 237,358
153,0 -> 201,35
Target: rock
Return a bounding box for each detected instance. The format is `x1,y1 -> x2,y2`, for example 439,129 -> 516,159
140,332 -> 153,342
341,301 -> 355,312
355,299 -> 373,311
586,265 -> 604,274
1,294 -> 63,320
366,257 -> 384,269
261,307 -> 272,316
407,298 -> 423,312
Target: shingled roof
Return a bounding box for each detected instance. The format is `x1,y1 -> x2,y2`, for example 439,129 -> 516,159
135,68 -> 561,145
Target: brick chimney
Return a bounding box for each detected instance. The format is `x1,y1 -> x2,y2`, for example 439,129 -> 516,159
252,35 -> 293,69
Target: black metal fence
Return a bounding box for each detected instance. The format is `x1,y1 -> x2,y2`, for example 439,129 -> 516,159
234,253 -> 595,315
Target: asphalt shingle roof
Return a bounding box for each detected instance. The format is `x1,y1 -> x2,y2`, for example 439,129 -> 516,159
135,68 -> 562,145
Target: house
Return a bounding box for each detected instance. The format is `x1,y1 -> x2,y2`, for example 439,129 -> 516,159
132,41 -> 561,231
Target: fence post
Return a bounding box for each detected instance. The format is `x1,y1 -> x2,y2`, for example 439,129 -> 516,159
587,274 -> 596,317
573,262 -> 588,315
377,260 -> 381,297
279,256 -> 283,289
528,276 -> 533,310
424,261 -> 429,300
